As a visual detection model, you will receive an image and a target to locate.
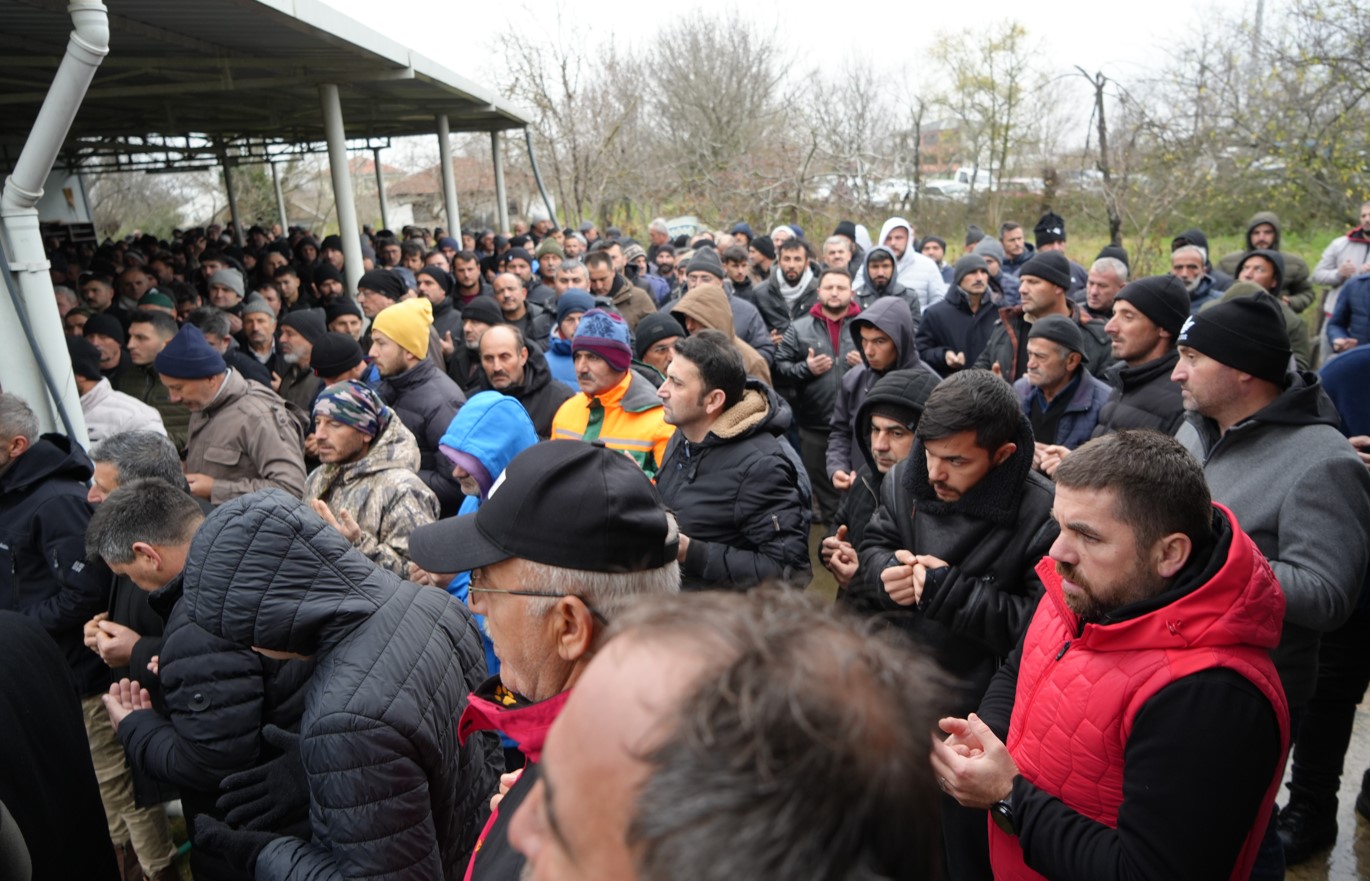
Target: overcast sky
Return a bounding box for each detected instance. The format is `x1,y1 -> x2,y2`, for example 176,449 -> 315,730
320,0 -> 1257,95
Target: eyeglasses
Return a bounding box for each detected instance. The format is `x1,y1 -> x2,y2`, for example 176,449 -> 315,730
468,572 -> 608,625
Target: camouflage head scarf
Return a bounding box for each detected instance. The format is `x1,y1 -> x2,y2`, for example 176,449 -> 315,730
312,380 -> 390,438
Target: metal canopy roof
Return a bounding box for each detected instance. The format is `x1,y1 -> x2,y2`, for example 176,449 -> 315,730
0,0 -> 529,172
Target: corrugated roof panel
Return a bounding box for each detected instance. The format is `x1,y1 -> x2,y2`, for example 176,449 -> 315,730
0,0 -> 527,169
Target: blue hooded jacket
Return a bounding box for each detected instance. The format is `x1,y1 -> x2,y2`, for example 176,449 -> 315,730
545,331 -> 578,390
437,392 -> 539,674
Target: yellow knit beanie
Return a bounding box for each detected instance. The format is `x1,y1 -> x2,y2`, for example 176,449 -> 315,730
372,298 -> 433,359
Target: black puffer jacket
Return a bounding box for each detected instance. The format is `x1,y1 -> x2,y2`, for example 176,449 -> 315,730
0,435 -> 112,696
119,576 -> 315,881
1091,350 -> 1185,438
657,381 -> 813,591
182,490 -> 499,881
379,357 -> 467,516
858,415 -> 1058,707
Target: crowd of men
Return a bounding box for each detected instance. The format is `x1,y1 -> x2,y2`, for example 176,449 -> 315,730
3,204 -> 1370,881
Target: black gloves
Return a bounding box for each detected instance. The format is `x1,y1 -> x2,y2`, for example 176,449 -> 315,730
193,815 -> 278,874
218,724 -> 310,831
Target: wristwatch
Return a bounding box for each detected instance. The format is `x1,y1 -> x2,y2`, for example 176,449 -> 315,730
990,787 -> 1019,837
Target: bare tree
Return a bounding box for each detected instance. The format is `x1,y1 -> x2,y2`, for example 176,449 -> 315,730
805,60 -> 895,211
644,12 -> 793,219
498,7 -> 644,228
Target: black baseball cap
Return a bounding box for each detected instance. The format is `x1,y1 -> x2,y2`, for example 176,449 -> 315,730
408,440 -> 678,574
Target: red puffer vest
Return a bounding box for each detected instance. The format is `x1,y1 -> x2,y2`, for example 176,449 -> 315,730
989,504 -> 1290,881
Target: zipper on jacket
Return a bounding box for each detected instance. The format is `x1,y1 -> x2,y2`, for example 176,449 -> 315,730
1011,637 -> 1073,747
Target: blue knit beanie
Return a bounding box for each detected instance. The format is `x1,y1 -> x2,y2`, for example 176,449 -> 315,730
572,308 -> 632,372
155,324 -> 227,379
556,289 -> 595,324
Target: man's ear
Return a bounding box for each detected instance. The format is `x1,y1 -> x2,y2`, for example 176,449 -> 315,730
1153,533 -> 1193,580
992,442 -> 1017,467
554,597 -> 596,663
130,541 -> 162,569
5,434 -> 30,459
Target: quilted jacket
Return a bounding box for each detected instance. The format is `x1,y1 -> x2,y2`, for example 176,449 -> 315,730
182,489 -> 499,881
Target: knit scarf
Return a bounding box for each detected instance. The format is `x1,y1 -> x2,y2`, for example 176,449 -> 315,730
777,265 -> 814,307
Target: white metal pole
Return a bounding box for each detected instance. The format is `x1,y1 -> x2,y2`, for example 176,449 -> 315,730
221,154 -> 243,245
0,0 -> 108,438
270,161 -> 288,234
492,130 -> 509,235
437,115 -> 461,238
373,146 -> 389,231
320,84 -> 363,298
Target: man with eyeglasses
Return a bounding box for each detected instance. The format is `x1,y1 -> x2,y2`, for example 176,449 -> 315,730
406,440 -> 681,881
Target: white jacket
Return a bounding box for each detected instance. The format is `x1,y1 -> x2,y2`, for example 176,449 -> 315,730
80,378 -> 167,444
1313,233 -> 1370,315
854,217 -> 948,314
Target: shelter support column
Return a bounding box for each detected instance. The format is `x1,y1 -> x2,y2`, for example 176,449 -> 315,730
373,147 -> 389,231
320,83 -> 363,299
270,161 -> 288,234
437,115 -> 461,237
492,130 -> 509,235
221,152 -> 243,245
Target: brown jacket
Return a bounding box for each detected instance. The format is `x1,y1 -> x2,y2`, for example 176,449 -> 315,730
670,284 -> 773,385
185,369 -> 307,504
609,274 -> 657,332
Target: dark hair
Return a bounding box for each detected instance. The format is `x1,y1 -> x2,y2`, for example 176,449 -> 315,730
584,250 -> 615,272
721,245 -> 748,264
400,241 -> 423,259
614,589 -> 947,881
453,249 -> 479,265
186,306 -> 231,338
778,237 -> 808,256
273,263 -> 300,280
865,248 -> 895,266
1054,430 -> 1214,552
817,267 -> 852,286
916,369 -> 1020,452
127,309 -> 179,339
672,329 -> 745,410
999,221 -> 1023,237
85,478 -> 205,565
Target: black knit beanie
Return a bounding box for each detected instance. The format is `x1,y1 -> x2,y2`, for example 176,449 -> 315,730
1115,275 -> 1190,338
1177,292 -> 1291,384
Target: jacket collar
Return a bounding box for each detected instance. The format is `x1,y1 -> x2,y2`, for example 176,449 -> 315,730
457,676 -> 571,762
904,415 -> 1035,526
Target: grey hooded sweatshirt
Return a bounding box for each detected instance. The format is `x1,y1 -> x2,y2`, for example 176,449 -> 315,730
826,297 -> 935,478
